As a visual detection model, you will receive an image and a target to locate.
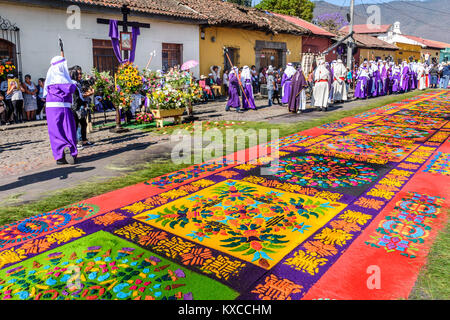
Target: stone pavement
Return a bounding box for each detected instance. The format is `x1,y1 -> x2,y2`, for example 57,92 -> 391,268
0,93 -> 408,205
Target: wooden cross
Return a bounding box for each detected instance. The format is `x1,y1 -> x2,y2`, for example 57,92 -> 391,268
97,4 -> 150,60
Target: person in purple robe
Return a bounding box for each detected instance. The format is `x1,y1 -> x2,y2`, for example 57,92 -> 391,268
354,61 -> 369,99
409,62 -> 416,90
225,67 -> 241,112
240,66 -> 256,110
44,56 -> 78,165
288,65 -> 308,113
281,63 -> 296,104
391,64 -> 401,93
400,61 -> 410,92
370,61 -> 381,97
380,61 -> 389,96
384,62 -> 393,95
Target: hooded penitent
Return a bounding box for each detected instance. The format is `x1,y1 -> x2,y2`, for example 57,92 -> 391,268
332,59 -> 348,101
226,67 -> 241,109
240,66 -> 256,110
281,63 -> 296,104
44,56 -> 78,161
355,62 -> 369,99
288,65 -> 307,113
313,61 -> 331,108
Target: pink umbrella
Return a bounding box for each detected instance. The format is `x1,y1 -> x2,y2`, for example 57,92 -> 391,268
181,60 -> 199,71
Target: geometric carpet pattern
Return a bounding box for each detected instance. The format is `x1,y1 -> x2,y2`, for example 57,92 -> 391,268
0,90 -> 449,300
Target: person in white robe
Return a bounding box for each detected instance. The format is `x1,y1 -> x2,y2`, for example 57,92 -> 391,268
313,60 -> 331,111
332,59 -> 348,102
417,63 -> 427,90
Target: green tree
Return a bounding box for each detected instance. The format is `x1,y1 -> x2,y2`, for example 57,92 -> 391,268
256,0 -> 315,22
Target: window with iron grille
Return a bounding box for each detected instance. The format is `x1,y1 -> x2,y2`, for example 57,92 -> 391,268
162,43 -> 183,72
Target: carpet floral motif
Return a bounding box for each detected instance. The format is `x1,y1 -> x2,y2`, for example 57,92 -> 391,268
134,180 -> 345,269
266,155 -> 379,189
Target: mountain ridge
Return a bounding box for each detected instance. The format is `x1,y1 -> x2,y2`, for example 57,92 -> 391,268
313,0 -> 450,43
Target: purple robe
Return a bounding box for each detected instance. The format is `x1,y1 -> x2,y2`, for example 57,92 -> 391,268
45,83 -> 78,161
226,73 -> 240,109
409,67 -> 416,90
287,70 -> 307,112
401,66 -> 410,91
380,66 -> 388,96
355,68 -> 369,99
383,68 -> 392,94
370,69 -> 382,97
242,79 -> 256,110
392,71 -> 401,93
281,73 -> 292,104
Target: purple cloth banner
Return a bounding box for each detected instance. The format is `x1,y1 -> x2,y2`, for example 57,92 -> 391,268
108,20 -> 140,64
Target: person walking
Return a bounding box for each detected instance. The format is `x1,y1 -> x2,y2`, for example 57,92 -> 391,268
44,55 -> 78,165
22,74 -> 38,121
225,67 -> 241,112
313,60 -> 331,112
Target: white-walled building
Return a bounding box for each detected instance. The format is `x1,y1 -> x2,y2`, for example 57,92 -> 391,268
0,0 -> 204,79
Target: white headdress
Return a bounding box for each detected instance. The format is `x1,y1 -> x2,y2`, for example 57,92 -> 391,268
241,66 -> 251,81
44,56 -> 72,97
284,63 -> 296,78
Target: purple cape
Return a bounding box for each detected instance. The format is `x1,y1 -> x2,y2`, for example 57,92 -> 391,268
288,70 -> 307,112
281,73 -> 292,104
45,84 -> 78,161
227,73 -> 240,108
242,79 -> 256,110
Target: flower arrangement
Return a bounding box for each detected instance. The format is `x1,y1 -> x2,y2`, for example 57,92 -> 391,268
116,62 -> 143,95
150,87 -> 187,110
91,69 -> 115,100
187,82 -> 203,103
111,62 -> 143,111
0,61 -> 16,80
142,69 -> 162,93
136,112 -> 154,124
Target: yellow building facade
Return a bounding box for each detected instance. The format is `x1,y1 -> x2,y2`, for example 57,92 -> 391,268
420,48 -> 441,63
394,43 -> 421,63
358,48 -> 397,64
199,26 -> 302,76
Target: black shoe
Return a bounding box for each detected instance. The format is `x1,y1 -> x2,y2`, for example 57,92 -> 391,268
64,147 -> 75,165
56,159 -> 67,165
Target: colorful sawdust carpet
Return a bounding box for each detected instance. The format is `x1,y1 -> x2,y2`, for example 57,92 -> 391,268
0,90 -> 449,300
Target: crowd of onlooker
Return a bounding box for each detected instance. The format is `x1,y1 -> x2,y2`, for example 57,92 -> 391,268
0,74 -> 46,125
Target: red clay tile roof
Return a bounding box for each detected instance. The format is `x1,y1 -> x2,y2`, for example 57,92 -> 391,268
178,0 -> 309,35
63,0 -> 309,34
352,33 -> 398,50
272,12 -> 335,37
402,34 -> 450,50
335,31 -> 398,50
340,24 -> 392,34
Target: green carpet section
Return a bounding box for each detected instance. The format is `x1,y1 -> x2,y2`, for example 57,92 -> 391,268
0,231 -> 238,300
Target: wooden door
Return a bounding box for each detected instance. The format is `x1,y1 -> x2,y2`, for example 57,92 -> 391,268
260,49 -> 280,69
92,39 -> 120,75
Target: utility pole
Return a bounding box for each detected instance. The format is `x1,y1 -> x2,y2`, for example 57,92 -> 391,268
347,0 -> 355,70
